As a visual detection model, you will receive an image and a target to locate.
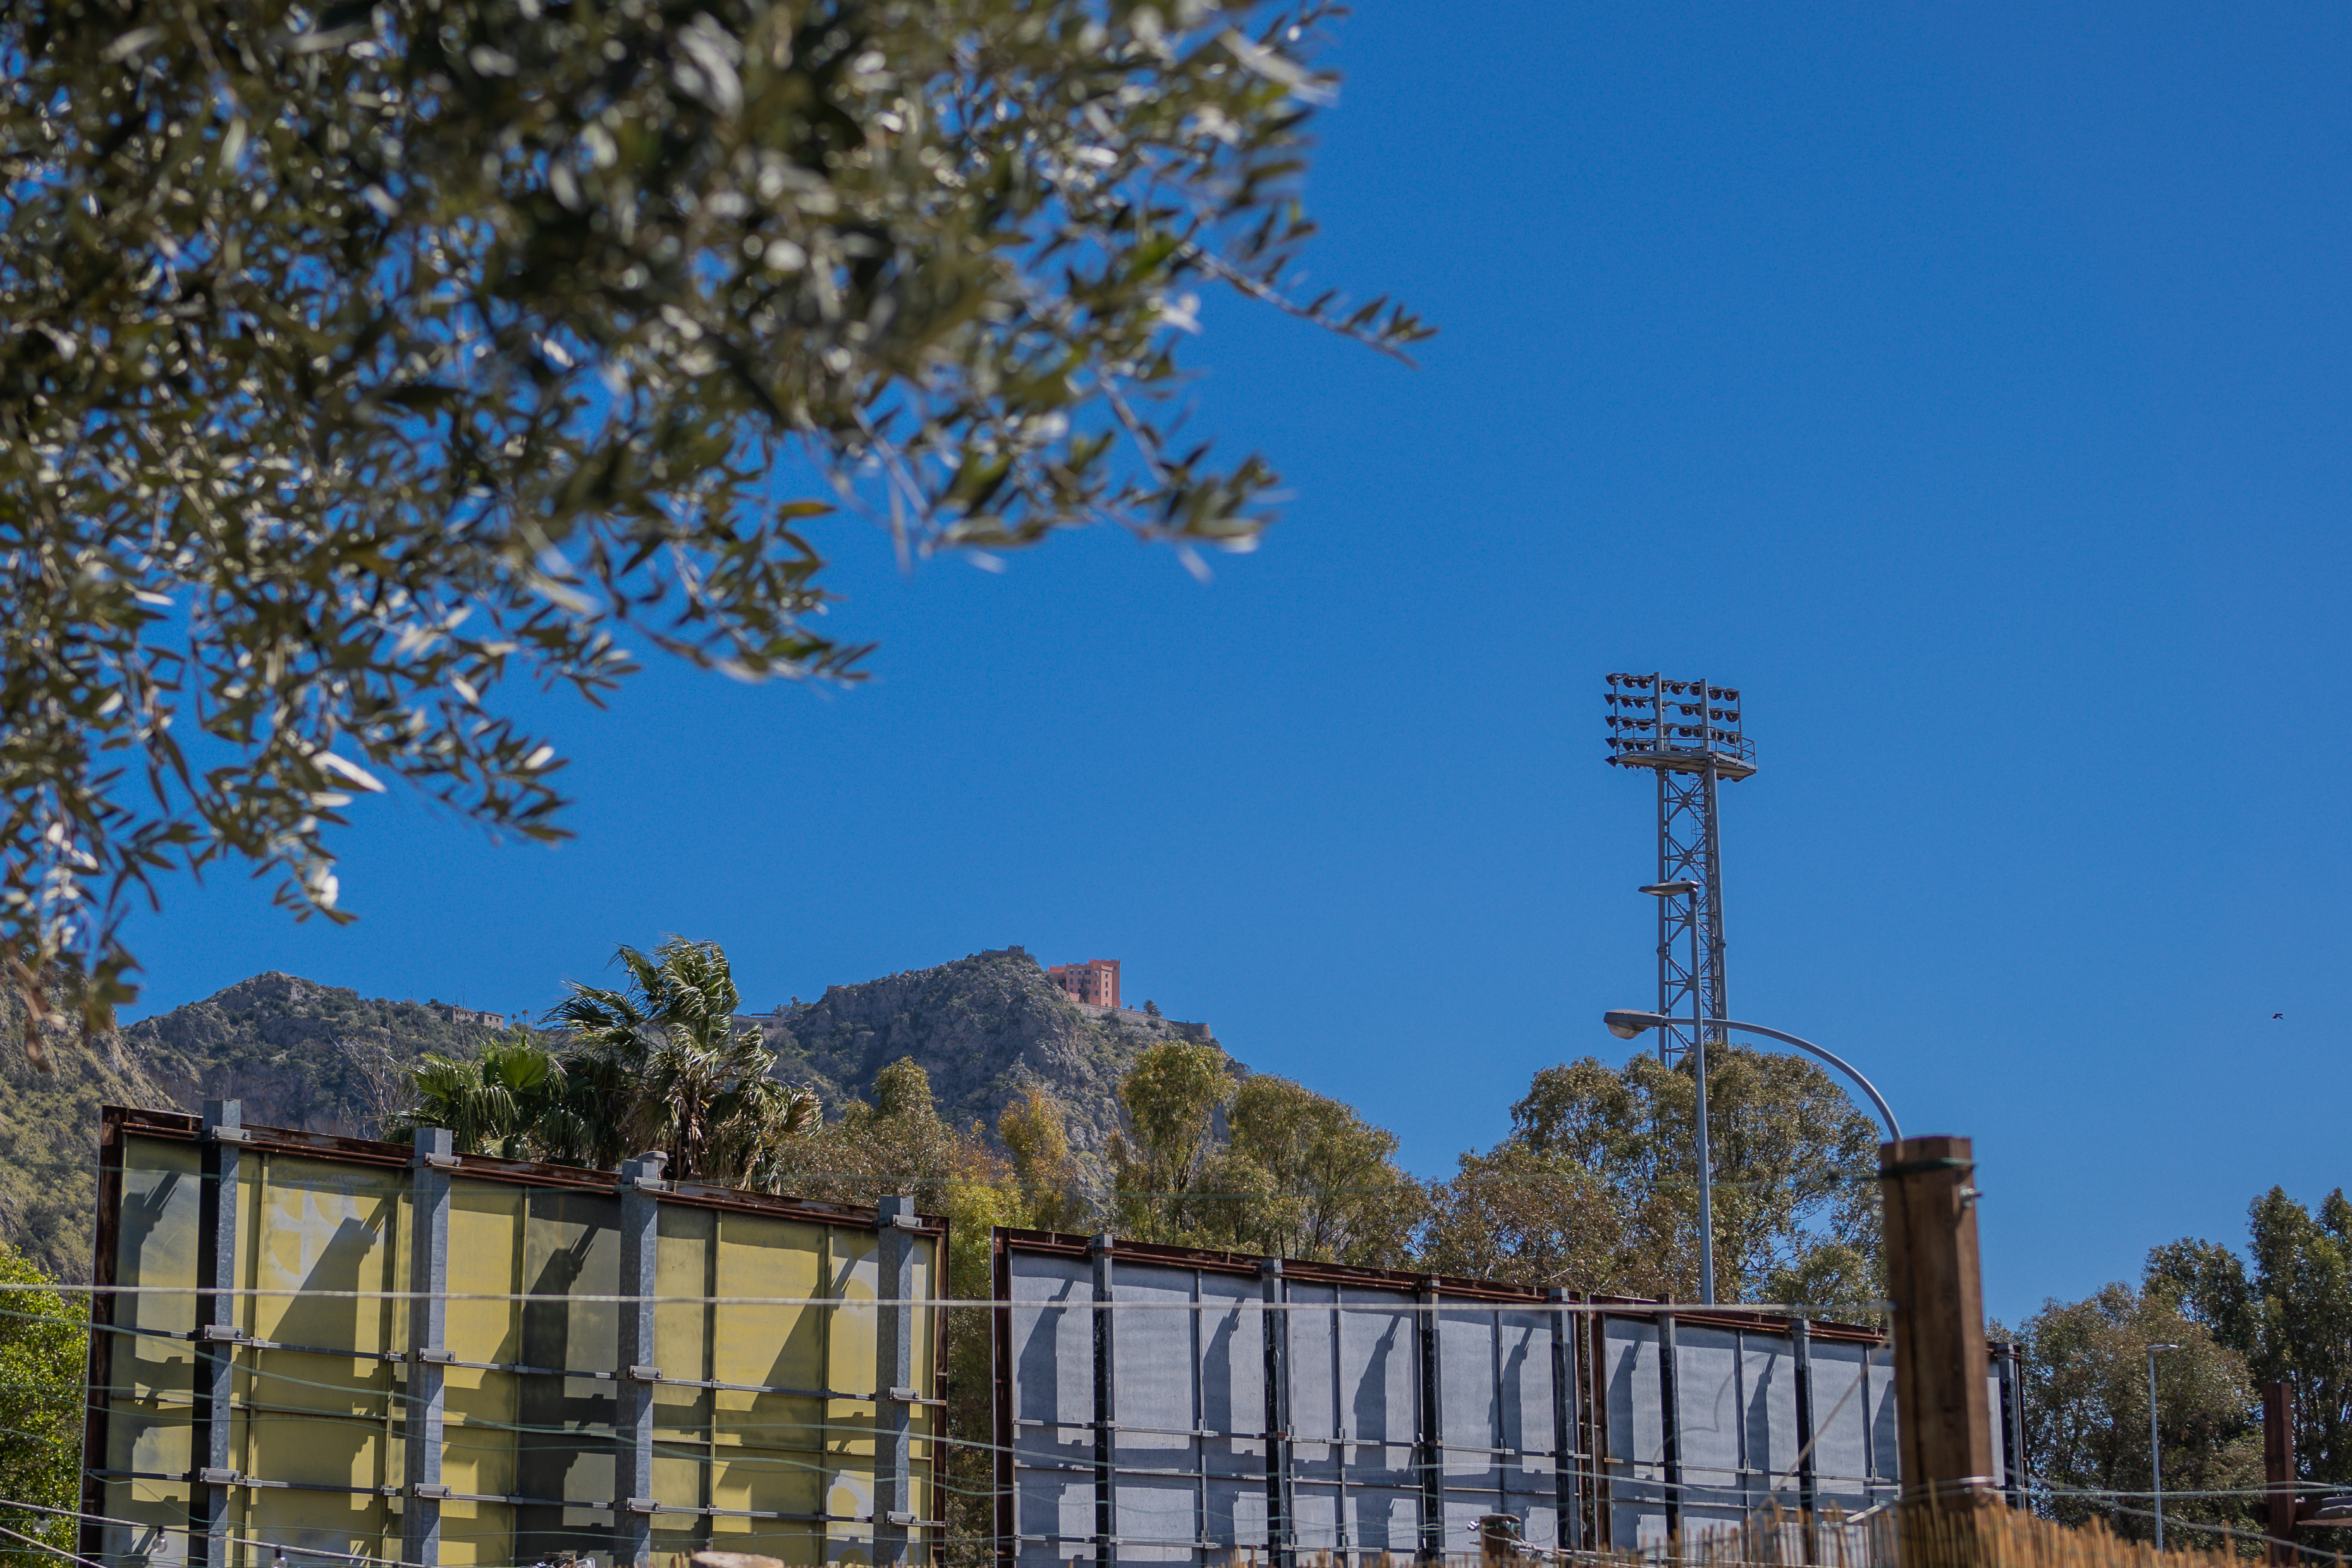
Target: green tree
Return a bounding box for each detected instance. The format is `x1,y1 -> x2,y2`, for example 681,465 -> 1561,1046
2146,1185 -> 2352,1486
0,1242 -> 84,1568
773,1057 -> 972,1210
0,0 -> 1425,1025
2016,1281 -> 2260,1545
999,1084 -> 1090,1234
1421,1139 -> 1686,1297
390,1032 -> 579,1158
1105,1044 -> 1422,1263
1199,1074 -> 1423,1266
1107,1039 -> 1238,1242
549,937 -> 816,1181
1424,1047 -> 1881,1310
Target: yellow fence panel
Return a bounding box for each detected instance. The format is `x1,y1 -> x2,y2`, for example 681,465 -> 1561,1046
85,1108 -> 945,1568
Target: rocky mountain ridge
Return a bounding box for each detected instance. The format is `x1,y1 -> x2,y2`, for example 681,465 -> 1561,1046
754,946 -> 1224,1170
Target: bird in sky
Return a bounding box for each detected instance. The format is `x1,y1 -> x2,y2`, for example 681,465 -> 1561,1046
2273,1012 -> 2286,1020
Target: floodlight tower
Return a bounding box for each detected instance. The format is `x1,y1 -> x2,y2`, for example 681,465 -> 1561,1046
1604,673 -> 1755,1065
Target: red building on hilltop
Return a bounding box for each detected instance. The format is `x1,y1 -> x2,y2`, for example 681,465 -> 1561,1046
1049,959 -> 1120,1008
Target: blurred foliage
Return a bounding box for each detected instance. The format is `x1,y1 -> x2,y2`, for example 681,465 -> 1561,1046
2016,1280 -> 2260,1546
0,1241 -> 82,1568
1423,1046 -> 1883,1314
2148,1185 -> 2352,1487
0,0 -> 1425,1025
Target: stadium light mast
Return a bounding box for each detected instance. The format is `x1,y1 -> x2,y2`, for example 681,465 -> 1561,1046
1604,672 -> 1755,1067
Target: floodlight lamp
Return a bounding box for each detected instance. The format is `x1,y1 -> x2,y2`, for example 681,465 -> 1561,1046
1604,1009 -> 1664,1040
2151,1342 -> 2183,1352
1639,881 -> 1699,897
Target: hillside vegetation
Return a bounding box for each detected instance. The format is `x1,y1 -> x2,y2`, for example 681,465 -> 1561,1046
0,950 -> 1223,1278
756,947 -> 1225,1177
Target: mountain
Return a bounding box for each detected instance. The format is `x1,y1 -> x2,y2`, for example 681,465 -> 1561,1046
0,949 -> 1220,1280
0,973 -> 523,1280
754,945 -> 1226,1175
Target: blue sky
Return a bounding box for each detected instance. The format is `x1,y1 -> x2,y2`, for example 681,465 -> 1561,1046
123,2 -> 2352,1328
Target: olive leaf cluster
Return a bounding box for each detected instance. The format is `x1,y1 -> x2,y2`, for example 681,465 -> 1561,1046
0,0 -> 1425,1024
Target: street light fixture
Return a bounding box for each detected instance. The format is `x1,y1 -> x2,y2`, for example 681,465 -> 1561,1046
1600,1011 -> 1905,1143
2150,1342 -> 2183,1551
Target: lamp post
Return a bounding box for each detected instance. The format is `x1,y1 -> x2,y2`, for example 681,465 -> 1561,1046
1637,880 -> 1714,1303
2151,1342 -> 2182,1550
1602,1010 -> 1903,1142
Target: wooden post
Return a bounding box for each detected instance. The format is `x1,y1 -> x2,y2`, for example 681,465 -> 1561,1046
2265,1381 -> 2297,1565
1879,1136 -> 1995,1565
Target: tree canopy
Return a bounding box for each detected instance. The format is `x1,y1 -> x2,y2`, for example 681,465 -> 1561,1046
1106,1041 -> 1421,1266
0,0 -> 1424,1023
0,1242 -> 82,1568
2147,1185 -> 2352,1485
393,936 -> 816,1182
1424,1046 -> 1882,1311
2014,1280 -> 2259,1545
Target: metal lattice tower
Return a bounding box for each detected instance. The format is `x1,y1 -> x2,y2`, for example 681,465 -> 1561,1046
1605,672 -> 1755,1064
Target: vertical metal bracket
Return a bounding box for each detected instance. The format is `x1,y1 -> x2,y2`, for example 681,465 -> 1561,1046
1792,1314 -> 1819,1564
403,1128 -> 455,1568
1547,1290 -> 1581,1552
1091,1235 -> 1116,1567
1997,1344 -> 2027,1510
190,1099 -> 242,1568
1261,1260 -> 1294,1568
873,1196 -> 919,1568
614,1154 -> 664,1568
1657,1311 -> 1682,1544
1416,1280 -> 1445,1562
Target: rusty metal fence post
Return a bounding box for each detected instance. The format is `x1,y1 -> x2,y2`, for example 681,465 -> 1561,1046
1880,1134 -> 1996,1568
2266,1381 -> 2298,1565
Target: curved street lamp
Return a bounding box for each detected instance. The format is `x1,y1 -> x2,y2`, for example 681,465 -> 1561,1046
1600,1009 -> 1901,1307
1602,1010 -> 1904,1142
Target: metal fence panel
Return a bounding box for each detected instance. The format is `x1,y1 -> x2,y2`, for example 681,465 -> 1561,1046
84,1108 -> 943,1568
994,1234 -> 1917,1567
1601,1316 -> 1670,1551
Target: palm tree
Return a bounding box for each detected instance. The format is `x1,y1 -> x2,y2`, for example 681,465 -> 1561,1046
548,937 -> 817,1184
389,1034 -> 580,1159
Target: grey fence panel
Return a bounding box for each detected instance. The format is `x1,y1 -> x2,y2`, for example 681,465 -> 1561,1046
1113,1263 -> 1205,1563
1196,1269 -> 1266,1560
998,1235 -> 1898,1566
1740,1331 -> 1801,1515
1870,1359 -> 1901,1499
1495,1306 -> 1563,1550
1287,1283 -> 1342,1555
1673,1324 -> 1746,1528
1601,1316 -> 1672,1551
1985,1371 -> 2007,1490
1008,1253 -> 1094,1568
